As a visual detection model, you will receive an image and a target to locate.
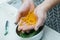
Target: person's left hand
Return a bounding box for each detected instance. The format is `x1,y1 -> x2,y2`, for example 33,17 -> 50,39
33,5 -> 47,31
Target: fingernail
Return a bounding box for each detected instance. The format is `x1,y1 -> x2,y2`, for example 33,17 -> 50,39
18,28 -> 20,31
21,31 -> 24,33
18,27 -> 21,31
34,27 -> 38,31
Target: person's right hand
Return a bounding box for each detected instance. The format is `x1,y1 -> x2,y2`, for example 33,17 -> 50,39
15,0 -> 35,24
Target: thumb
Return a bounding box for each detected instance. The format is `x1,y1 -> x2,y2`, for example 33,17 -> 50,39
34,18 -> 44,31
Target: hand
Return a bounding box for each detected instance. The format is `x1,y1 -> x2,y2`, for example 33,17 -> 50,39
15,0 -> 35,32
15,0 -> 34,24
34,5 -> 47,31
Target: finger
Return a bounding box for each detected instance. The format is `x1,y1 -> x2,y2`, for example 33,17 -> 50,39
25,25 -> 34,33
18,20 -> 23,26
22,25 -> 34,31
21,30 -> 24,33
34,18 -> 44,31
21,25 -> 34,33
17,20 -> 24,31
18,26 -> 22,31
15,13 -> 22,25
26,30 -> 30,33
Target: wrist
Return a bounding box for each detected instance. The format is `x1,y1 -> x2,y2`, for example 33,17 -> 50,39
38,0 -> 59,12
37,4 -> 48,13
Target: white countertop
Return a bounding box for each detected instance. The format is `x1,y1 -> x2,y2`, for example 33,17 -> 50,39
0,3 -> 60,40
0,0 -> 10,4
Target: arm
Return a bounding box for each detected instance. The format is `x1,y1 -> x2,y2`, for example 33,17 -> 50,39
22,0 -> 60,12
33,0 -> 60,30
38,0 -> 60,12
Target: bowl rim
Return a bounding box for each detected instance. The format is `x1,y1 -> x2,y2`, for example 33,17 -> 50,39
16,25 -> 44,38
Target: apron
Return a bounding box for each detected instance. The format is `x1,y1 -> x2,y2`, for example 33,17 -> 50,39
33,0 -> 60,33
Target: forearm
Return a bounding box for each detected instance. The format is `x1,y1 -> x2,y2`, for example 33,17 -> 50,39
39,0 -> 60,12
